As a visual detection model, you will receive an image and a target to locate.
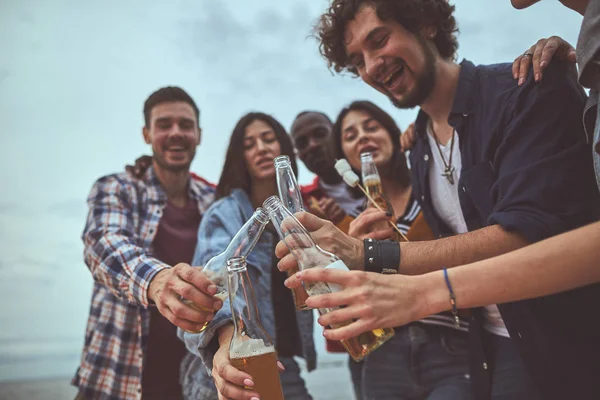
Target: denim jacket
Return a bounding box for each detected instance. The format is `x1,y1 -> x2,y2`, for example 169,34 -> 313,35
177,189 -> 316,397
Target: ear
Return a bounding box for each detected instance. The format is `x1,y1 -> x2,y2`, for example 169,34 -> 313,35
421,26 -> 437,40
142,126 -> 151,144
196,127 -> 202,147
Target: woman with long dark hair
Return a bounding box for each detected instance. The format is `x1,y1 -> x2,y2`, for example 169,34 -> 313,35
331,100 -> 470,400
178,112 -> 315,400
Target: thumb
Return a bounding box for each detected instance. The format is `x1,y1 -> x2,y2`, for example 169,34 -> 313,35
566,49 -> 577,64
295,211 -> 328,231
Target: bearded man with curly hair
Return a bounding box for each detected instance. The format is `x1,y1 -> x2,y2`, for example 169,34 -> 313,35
299,1 -> 600,399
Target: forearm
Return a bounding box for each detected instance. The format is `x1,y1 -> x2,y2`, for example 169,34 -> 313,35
399,224 -> 529,275
84,234 -> 168,307
418,221 -> 600,316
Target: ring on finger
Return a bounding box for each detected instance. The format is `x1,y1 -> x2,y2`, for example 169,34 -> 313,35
522,52 -> 533,58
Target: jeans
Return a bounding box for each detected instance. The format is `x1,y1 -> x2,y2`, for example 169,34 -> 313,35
349,323 -> 472,400
485,332 -> 540,400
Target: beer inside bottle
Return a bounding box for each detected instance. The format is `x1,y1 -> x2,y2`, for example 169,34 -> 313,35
274,155 -> 312,310
361,152 -> 401,242
182,208 -> 270,333
265,195 -> 394,362
227,256 -> 284,400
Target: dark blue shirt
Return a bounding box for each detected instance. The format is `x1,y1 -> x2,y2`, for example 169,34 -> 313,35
410,60 -> 600,400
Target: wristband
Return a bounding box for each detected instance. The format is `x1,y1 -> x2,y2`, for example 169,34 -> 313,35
363,238 -> 401,274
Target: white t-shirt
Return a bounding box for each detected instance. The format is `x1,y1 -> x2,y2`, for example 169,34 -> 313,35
318,179 -> 364,217
426,129 -> 510,338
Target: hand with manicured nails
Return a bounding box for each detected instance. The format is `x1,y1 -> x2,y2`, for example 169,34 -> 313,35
512,36 -> 576,85
212,324 -> 286,400
348,207 -> 395,241
275,212 -> 364,272
148,263 -> 223,332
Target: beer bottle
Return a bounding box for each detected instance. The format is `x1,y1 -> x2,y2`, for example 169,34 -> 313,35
360,152 -> 401,242
264,195 -> 395,362
273,155 -> 312,310
227,256 -> 285,400
182,208 -> 270,333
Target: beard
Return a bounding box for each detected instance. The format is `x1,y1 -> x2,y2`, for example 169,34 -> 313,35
387,35 -> 437,110
153,147 -> 196,173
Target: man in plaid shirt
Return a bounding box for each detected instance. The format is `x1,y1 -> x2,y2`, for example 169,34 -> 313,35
72,87 -> 220,400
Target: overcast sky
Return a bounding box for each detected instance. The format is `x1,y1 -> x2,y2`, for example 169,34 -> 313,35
0,0 -> 584,380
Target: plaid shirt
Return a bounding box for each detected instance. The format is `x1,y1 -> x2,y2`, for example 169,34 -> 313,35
72,167 -> 215,400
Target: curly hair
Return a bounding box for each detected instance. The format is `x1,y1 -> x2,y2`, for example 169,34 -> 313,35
317,0 -> 459,75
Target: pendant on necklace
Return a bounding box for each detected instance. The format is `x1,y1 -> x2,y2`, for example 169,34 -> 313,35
442,166 -> 455,185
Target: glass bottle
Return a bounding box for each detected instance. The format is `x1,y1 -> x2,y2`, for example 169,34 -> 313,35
182,208 -> 270,333
273,155 -> 311,310
264,195 -> 395,362
360,152 -> 401,242
227,257 -> 285,400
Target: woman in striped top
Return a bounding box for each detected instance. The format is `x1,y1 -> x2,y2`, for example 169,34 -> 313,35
332,101 -> 472,400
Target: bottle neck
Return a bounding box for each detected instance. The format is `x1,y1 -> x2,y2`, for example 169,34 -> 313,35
227,266 -> 263,339
266,200 -> 338,269
275,164 -> 304,214
225,212 -> 269,258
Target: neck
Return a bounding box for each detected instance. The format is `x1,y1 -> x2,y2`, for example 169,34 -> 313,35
318,166 -> 343,185
560,0 -> 588,15
381,173 -> 408,195
250,178 -> 276,209
152,159 -> 190,206
420,60 -> 461,144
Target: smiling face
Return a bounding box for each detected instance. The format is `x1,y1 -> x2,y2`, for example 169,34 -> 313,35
243,119 -> 282,182
345,5 -> 437,109
291,112 -> 335,176
143,101 -> 200,172
340,109 -> 394,171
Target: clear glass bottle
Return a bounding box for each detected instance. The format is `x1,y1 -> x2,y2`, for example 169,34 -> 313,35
360,152 -> 400,242
182,208 -> 270,333
227,257 -> 284,400
264,195 -> 395,362
273,155 -> 311,310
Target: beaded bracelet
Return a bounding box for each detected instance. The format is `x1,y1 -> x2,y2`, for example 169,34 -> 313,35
443,268 -> 461,329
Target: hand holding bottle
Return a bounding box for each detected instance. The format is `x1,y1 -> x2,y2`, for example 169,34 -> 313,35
274,211 -> 364,274
348,208 -> 396,241
284,267 -> 430,341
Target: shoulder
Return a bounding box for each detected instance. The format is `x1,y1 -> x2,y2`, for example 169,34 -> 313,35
191,173 -> 216,190
201,193 -> 242,223
89,172 -> 143,199
476,60 -> 585,104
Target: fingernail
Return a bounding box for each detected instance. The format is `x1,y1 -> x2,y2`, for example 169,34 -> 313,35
513,72 -> 517,79
535,73 -> 540,82
277,361 -> 286,370
284,279 -> 291,288
277,262 -> 282,271
385,211 -> 392,217
540,60 -> 547,68
207,284 -> 217,295
295,272 -> 303,280
251,397 -> 260,400
518,77 -> 524,86
244,379 -> 254,387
